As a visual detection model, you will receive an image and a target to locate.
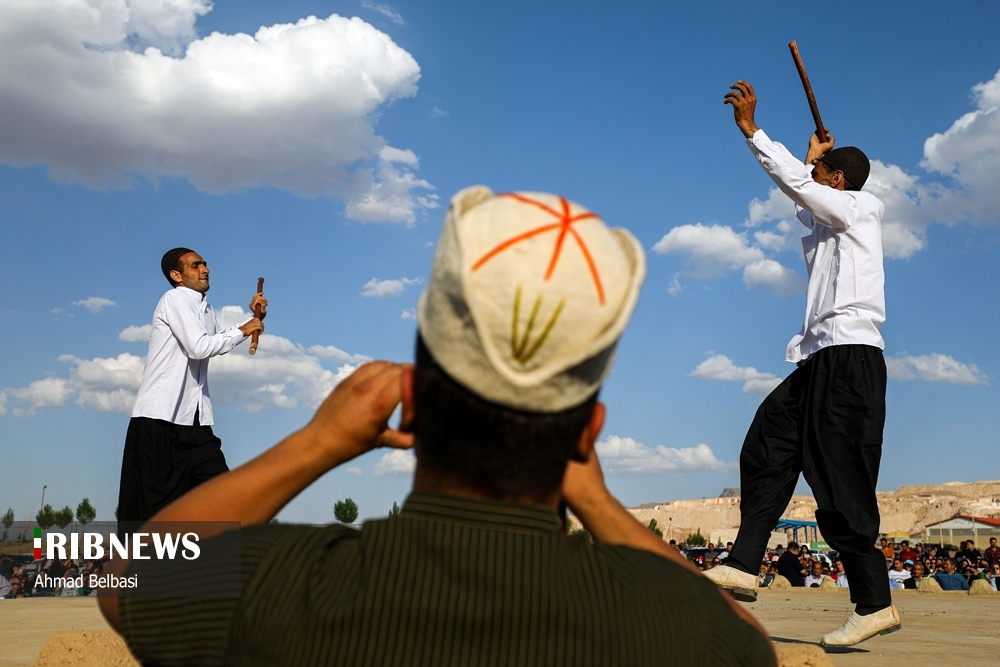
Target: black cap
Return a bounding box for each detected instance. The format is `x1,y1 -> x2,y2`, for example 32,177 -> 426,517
820,147 -> 870,191
161,248 -> 194,285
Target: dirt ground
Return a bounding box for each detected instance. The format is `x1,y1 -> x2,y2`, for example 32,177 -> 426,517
0,589 -> 997,666
749,588 -> 1000,665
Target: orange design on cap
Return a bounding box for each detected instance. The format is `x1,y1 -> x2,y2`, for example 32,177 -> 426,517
470,193 -> 606,305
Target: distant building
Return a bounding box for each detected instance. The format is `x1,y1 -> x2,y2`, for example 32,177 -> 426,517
923,515 -> 1000,549
719,488 -> 740,498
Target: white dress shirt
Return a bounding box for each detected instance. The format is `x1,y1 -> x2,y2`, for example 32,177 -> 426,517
804,573 -> 826,587
747,130 -> 886,363
131,287 -> 247,426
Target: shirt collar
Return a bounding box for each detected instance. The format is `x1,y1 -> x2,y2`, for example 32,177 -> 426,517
401,492 -> 561,534
175,285 -> 207,302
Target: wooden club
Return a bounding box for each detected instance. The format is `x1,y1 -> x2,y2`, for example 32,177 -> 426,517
788,40 -> 830,144
249,277 -> 264,355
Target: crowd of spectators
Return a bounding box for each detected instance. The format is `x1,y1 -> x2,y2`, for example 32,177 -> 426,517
0,555 -> 106,599
674,535 -> 1000,593
872,537 -> 1000,592
4,535 -> 999,599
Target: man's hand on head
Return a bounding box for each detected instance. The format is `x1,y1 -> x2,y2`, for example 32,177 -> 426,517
300,361 -> 414,468
724,81 -> 761,139
249,294 -> 268,320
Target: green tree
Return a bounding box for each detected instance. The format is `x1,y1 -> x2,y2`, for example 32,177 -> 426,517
388,502 -> 400,518
36,504 -> 56,529
334,498 -> 359,524
0,507 -> 14,540
114,505 -> 119,520
76,498 -> 97,526
54,506 -> 74,528
2,508 -> 14,541
683,529 -> 707,547
647,518 -> 663,538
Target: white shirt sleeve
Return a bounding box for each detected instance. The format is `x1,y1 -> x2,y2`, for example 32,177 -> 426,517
163,292 -> 245,360
748,129 -> 862,233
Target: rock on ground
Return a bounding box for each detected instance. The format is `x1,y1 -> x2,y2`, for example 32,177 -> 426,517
917,576 -> 943,593
968,579 -> 996,595
33,631 -> 139,667
774,644 -> 835,667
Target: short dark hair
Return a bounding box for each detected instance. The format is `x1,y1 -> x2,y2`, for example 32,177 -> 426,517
414,336 -> 597,502
819,146 -> 870,192
161,247 -> 195,286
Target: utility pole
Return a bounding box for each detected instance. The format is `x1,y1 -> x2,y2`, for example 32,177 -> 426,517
40,485 -> 47,513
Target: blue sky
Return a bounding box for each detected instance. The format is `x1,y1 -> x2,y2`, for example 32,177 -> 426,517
2,0 -> 999,524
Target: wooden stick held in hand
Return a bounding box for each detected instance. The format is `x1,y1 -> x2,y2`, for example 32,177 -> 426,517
788,40 -> 830,143
249,277 -> 264,356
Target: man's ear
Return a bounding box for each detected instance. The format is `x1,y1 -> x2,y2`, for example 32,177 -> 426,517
831,170 -> 847,191
169,269 -> 182,286
571,401 -> 605,463
400,365 -> 416,432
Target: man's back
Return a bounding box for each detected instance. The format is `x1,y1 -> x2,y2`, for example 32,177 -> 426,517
121,494 -> 773,666
776,551 -> 804,587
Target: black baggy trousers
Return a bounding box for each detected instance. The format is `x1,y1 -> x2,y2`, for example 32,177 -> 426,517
117,414 -> 229,527
727,344 -> 891,609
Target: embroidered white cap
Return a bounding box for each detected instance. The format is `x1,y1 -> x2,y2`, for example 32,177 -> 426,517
417,186 -> 646,412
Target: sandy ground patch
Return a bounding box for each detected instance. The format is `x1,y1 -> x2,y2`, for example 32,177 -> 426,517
1,590 -> 997,666
749,588 -> 1000,665
0,598 -> 117,667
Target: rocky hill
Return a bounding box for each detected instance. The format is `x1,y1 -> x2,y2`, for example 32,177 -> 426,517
624,479 -> 1000,545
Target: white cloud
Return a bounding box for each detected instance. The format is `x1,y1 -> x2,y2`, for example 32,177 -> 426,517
745,187 -> 796,229
5,353 -> 142,415
596,436 -> 736,474
215,305 -> 252,330
208,307 -> 362,411
652,223 -> 764,277
126,0 -> 212,55
400,308 -> 416,320
10,377 -> 75,415
861,159 -> 945,259
0,392 -> 7,418
653,223 -> 802,296
372,449 -> 416,476
362,1 -> 404,26
742,259 -> 806,296
0,2 -> 434,223
753,219 -> 799,253
118,324 -> 152,342
886,354 -> 988,385
690,354 -> 782,396
72,297 -> 117,314
921,68 -> 1000,222
344,466 -> 363,476
360,277 -> 422,298
307,345 -> 373,364
3,306 -> 369,416
345,147 -> 439,225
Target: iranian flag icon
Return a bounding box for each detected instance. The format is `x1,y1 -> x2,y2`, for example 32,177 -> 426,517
34,528 -> 41,559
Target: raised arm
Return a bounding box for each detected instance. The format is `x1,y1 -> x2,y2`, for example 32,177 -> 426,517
726,80 -> 860,233
149,361 -> 412,527
162,292 -> 256,359
561,428 -> 770,638
100,361 -> 414,629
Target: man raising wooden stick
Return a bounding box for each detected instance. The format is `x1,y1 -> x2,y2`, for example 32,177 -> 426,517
117,248 -> 266,525
704,81 -> 898,647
